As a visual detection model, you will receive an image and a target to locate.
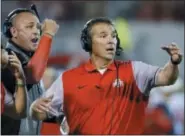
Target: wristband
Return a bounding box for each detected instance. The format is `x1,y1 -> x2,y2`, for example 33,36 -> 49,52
16,83 -> 26,87
16,80 -> 26,87
171,57 -> 180,65
43,32 -> 54,37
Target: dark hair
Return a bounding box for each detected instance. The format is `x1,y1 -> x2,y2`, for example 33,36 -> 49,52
80,17 -> 123,56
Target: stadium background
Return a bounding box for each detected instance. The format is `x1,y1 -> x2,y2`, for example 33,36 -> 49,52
1,1 -> 184,134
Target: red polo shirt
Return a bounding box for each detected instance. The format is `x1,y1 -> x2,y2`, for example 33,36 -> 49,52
44,60 -> 160,134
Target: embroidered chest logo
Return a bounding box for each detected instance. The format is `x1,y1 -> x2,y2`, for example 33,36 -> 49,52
112,78 -> 124,88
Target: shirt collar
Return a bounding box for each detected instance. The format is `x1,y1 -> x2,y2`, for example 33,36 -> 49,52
84,59 -> 117,72
8,40 -> 34,57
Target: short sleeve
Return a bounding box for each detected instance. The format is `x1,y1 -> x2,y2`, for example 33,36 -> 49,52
43,74 -> 64,118
132,61 -> 161,95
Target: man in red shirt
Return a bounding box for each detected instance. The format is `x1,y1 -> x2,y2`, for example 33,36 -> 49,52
30,17 -> 182,134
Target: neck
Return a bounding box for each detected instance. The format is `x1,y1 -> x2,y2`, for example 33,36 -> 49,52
11,38 -> 21,46
91,54 -> 113,70
9,39 -> 33,56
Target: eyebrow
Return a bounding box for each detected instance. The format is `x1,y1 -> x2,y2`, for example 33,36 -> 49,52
27,22 -> 41,27
27,22 -> 35,25
99,31 -> 116,35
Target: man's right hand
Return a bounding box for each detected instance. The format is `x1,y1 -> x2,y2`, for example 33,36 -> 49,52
8,51 -> 25,80
31,95 -> 53,114
42,19 -> 59,37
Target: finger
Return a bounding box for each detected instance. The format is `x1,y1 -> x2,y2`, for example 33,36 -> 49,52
9,57 -> 20,62
161,45 -> 180,55
9,58 -> 21,65
47,94 -> 54,100
35,107 -> 46,113
171,42 -> 178,47
9,55 -> 21,62
177,53 -> 183,59
9,51 -> 20,61
37,105 -> 49,113
161,46 -> 171,55
42,97 -> 52,103
179,53 -> 183,57
40,101 -> 51,107
162,45 -> 176,51
10,51 -> 17,56
169,45 -> 179,50
41,23 -> 44,31
9,62 -> 20,69
38,101 -> 52,111
161,45 -> 169,50
171,50 -> 181,55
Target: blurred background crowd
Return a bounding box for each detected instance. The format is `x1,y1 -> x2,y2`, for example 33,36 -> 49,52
1,0 -> 184,135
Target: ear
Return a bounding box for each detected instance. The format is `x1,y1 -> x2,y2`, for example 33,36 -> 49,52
10,27 -> 17,38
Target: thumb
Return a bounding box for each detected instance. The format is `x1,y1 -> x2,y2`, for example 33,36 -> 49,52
47,94 -> 54,100
161,45 -> 169,51
161,45 -> 171,55
41,23 -> 45,31
10,51 -> 16,56
42,94 -> 53,102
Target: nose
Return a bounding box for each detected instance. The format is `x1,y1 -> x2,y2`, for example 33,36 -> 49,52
33,25 -> 40,36
108,36 -> 116,45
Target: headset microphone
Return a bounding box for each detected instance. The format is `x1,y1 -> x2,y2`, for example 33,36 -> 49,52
30,4 -> 40,21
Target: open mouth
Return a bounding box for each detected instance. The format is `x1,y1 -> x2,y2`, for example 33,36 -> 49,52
31,38 -> 39,43
106,47 -> 114,53
31,38 -> 39,46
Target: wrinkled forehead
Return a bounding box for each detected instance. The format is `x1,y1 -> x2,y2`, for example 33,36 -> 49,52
12,12 -> 40,26
90,22 -> 116,35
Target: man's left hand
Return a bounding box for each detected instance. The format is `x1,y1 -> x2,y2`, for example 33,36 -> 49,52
161,42 -> 183,65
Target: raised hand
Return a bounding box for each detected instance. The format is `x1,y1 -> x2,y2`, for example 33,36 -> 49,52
42,19 -> 59,37
161,42 -> 183,65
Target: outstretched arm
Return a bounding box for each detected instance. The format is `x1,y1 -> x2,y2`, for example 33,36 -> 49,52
155,43 -> 182,86
30,74 -> 64,120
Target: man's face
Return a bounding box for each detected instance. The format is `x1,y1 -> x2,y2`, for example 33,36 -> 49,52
10,12 -> 40,52
1,48 -> 9,69
90,23 -> 117,61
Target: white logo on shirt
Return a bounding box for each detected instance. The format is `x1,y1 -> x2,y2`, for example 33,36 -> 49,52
113,78 -> 124,88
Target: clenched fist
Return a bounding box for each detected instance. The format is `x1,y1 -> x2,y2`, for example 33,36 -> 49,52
161,42 -> 183,65
42,19 -> 59,37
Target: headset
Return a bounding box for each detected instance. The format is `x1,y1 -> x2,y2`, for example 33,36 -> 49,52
80,17 -> 123,56
3,4 -> 41,38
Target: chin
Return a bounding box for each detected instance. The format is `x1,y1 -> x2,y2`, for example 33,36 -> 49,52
30,45 -> 38,51
104,55 -> 114,61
